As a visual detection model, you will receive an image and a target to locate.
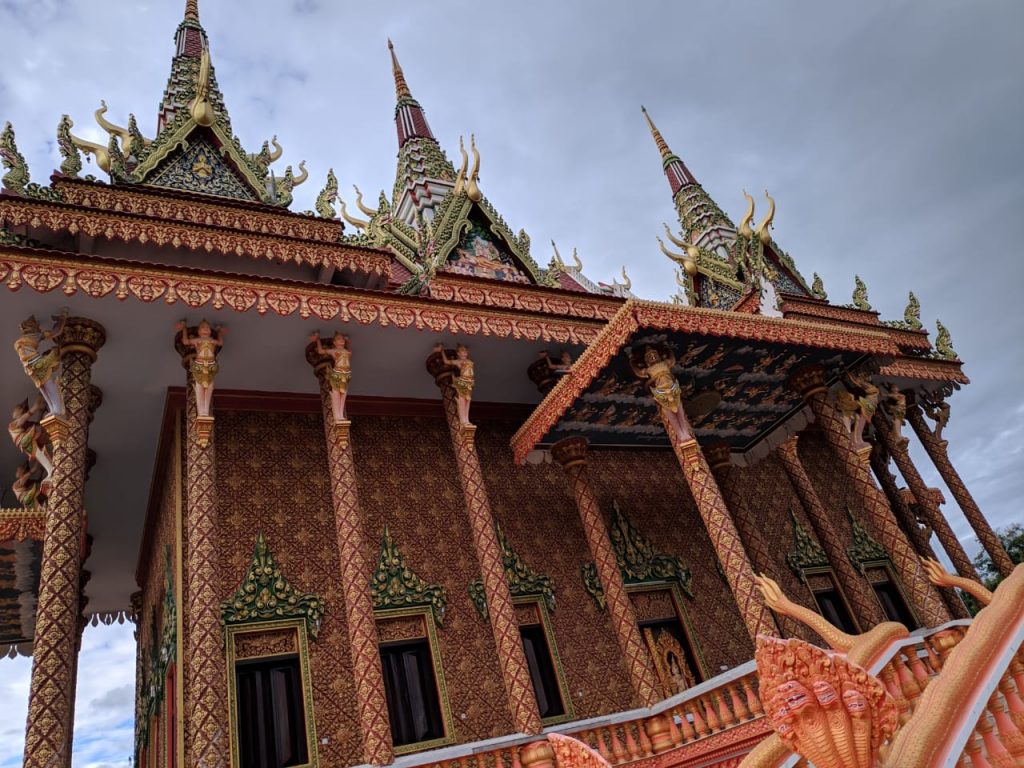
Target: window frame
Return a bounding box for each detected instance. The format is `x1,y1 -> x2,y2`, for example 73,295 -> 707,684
800,565 -> 863,634
512,596 -> 575,725
375,606 -> 456,756
862,560 -> 921,629
626,582 -> 708,682
225,618 -> 318,768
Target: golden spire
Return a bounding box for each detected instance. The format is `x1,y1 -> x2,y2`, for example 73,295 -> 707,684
641,105 -> 672,161
387,39 -> 412,100
184,0 -> 199,22
466,134 -> 482,202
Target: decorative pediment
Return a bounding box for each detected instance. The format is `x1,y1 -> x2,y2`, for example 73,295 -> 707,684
142,132 -> 262,201
845,509 -> 889,569
785,510 -> 830,578
468,522 -> 555,620
371,526 -> 447,625
220,533 -> 324,638
582,502 -> 693,610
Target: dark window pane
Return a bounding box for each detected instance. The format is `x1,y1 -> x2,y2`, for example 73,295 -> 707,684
380,640 -> 445,746
812,587 -> 859,635
873,579 -> 918,629
235,656 -> 308,768
520,624 -> 565,719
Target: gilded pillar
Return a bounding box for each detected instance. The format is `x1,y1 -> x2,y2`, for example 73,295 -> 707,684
23,317 -> 105,768
776,436 -> 886,629
872,411 -> 978,580
788,365 -> 950,627
307,343 -> 393,765
426,349 -> 543,736
907,403 -> 1015,578
703,443 -> 787,636
176,329 -> 229,766
551,437 -> 660,707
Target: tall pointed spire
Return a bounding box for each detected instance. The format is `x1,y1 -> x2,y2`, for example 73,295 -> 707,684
388,39 -> 435,148
184,0 -> 199,22
156,0 -> 227,134
387,40 -> 454,226
641,106 -> 696,195
642,106 -> 734,252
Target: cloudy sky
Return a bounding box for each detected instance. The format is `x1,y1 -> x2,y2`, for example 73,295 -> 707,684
1,0 -> 1022,763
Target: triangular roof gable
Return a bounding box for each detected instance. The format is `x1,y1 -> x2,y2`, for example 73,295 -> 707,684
431,192 -> 543,284
131,120 -> 269,203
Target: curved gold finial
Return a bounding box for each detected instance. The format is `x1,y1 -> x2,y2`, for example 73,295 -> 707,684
69,129 -> 112,174
550,240 -> 565,268
641,105 -> 672,160
453,136 -> 468,196
268,135 -> 282,163
571,247 -> 583,271
466,134 -> 482,202
738,189 -> 755,239
662,223 -> 700,260
675,268 -> 689,289
94,100 -> 132,151
620,266 -> 632,291
191,47 -> 215,126
387,39 -> 411,100
756,189 -> 775,245
353,185 -> 376,217
658,236 -> 698,277
291,160 -> 308,187
338,197 -> 369,231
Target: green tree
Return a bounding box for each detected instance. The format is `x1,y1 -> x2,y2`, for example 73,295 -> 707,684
972,523 -> 1024,590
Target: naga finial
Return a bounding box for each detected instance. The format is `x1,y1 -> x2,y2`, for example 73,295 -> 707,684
338,196 -> 369,231
934,319 -> 957,360
292,161 -> 308,187
353,185 -> 376,217
315,168 -> 338,218
811,272 -> 827,300
56,115 -> 82,178
903,291 -> 922,330
191,47 -> 215,127
738,189 -> 755,239
1,122 -> 30,195
663,223 -> 700,261
453,136 -> 468,196
94,100 -> 142,157
268,135 -> 282,163
852,275 -> 871,311
658,236 -> 698,277
620,266 -> 632,291
571,247 -> 583,271
550,240 -> 565,269
68,122 -> 111,175
466,134 -> 482,202
756,190 -> 775,245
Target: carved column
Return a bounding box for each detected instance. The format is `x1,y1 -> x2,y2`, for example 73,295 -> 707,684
426,349 -> 542,736
551,437 -> 660,707
873,412 -> 978,580
703,443 -> 787,636
907,404 -> 1015,578
777,436 -> 886,629
23,317 -> 104,768
307,344 -> 393,765
788,365 -> 949,627
176,333 -> 229,766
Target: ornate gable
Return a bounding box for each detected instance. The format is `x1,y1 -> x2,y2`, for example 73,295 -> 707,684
370,526 -> 447,624
143,132 -> 261,201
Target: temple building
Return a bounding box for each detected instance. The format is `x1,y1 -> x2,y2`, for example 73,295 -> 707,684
1,3 -> 1019,768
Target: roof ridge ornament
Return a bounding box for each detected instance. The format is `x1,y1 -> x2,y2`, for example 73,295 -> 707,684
852,274 -> 872,311
387,38 -> 412,100
466,134 -> 482,202
190,47 -> 215,127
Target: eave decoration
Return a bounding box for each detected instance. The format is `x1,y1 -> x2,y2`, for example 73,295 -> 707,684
220,533 -> 324,639
468,522 -> 555,620
844,508 -> 889,571
371,526 -> 447,625
785,509 -> 830,580
581,502 -> 693,610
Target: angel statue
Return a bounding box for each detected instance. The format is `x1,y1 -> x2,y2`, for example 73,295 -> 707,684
15,309 -> 68,417
310,331 -> 352,422
175,319 -> 226,418
9,396 -> 53,478
835,368 -> 880,451
630,345 -> 693,444
883,383 -> 907,437
434,343 -> 475,428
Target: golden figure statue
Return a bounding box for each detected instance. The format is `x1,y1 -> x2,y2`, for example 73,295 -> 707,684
630,345 -> 693,444
922,396 -> 951,442
15,309 -> 68,417
310,331 -> 352,423
836,369 -> 880,451
435,343 -> 474,428
13,461 -> 47,508
884,383 -> 907,437
9,396 -> 53,479
176,319 -> 225,418
644,627 -> 696,697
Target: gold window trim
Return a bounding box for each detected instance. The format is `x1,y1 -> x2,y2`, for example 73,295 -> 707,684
800,564 -> 863,633
375,605 -> 457,756
626,582 -> 709,681
513,595 -> 576,726
224,618 -> 319,768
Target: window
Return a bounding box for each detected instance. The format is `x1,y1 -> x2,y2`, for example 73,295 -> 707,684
380,639 -> 446,747
235,656 -> 309,768
812,586 -> 859,635
873,579 -> 918,629
640,617 -> 702,687
520,623 -> 565,719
